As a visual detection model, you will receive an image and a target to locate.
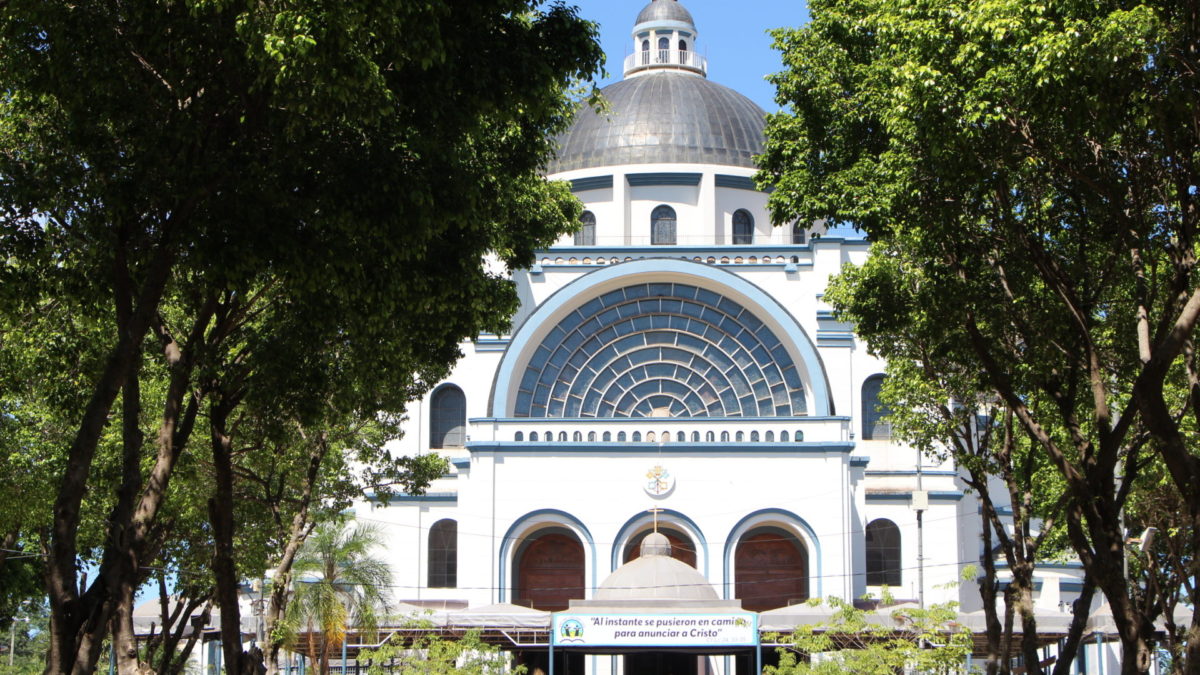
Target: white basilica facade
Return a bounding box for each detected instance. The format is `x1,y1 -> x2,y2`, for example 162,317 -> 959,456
358,2 -> 1103,673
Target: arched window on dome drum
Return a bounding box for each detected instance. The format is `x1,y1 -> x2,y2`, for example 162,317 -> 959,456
574,211 -> 596,246
733,209 -> 754,245
706,431 -> 715,442
862,374 -> 892,440
617,431 -> 627,442
428,519 -> 457,588
603,431 -> 612,442
865,519 -> 901,586
658,36 -> 670,63
515,531 -> 585,611
632,431 -> 642,442
677,431 -> 686,442
430,385 -> 466,448
678,39 -> 688,64
651,205 -> 676,245
780,431 -> 789,442
735,527 -> 808,611
530,431 -> 539,442
792,222 -> 806,244
642,39 -> 650,65
514,432 -> 524,442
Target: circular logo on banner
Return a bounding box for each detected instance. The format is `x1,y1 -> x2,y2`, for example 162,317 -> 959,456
644,465 -> 675,497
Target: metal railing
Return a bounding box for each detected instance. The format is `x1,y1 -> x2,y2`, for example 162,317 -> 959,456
624,49 -> 707,75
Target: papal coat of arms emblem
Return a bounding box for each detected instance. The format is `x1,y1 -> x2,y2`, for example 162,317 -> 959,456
644,464 -> 675,497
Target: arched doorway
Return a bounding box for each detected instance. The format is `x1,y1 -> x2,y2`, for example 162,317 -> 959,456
623,528 -> 697,568
734,527 -> 808,611
514,531 -> 585,611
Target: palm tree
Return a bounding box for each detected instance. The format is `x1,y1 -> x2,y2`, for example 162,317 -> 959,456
288,521 -> 393,675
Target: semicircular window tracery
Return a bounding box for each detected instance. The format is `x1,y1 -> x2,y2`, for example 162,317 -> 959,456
513,283 -> 807,418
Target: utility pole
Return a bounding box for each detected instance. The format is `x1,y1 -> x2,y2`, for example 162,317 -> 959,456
914,458 -> 928,609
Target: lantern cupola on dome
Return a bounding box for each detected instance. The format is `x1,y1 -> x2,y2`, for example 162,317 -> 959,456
626,0 -> 704,78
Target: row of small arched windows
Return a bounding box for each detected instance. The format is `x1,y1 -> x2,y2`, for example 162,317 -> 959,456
425,516 -> 901,590
433,376 -> 891,448
513,429 -> 805,443
574,207 -> 807,246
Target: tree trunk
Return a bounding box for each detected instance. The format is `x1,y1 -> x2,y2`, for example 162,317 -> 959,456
264,431 -> 329,675
45,242 -> 175,675
209,400 -> 259,675
1051,575 -> 1095,675
979,512 -> 1004,675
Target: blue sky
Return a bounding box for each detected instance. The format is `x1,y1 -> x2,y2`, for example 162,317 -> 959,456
570,0 -> 812,111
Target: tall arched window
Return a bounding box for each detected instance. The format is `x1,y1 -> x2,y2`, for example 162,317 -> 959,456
574,211 -> 596,246
678,39 -> 688,63
651,205 -> 676,245
430,385 -> 466,448
792,222 -> 806,244
657,36 -> 670,63
733,209 -> 754,245
865,519 -> 901,586
862,375 -> 891,440
641,39 -> 650,64
428,519 -> 457,588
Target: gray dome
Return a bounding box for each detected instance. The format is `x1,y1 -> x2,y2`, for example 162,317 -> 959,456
548,72 -> 766,173
594,546 -> 719,602
636,0 -> 695,26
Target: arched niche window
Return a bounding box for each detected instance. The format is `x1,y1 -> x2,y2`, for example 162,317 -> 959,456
587,431 -> 596,442
735,527 -> 808,611
530,431 -> 539,442
678,39 -> 688,63
632,431 -> 642,442
430,385 -> 466,449
862,374 -> 892,440
514,431 -> 524,442
677,431 -> 686,442
617,431 -> 627,442
750,430 -> 760,442
558,431 -> 568,442
720,431 -> 729,442
765,431 -> 775,442
574,211 -> 596,246
603,431 -> 612,442
691,431 -> 700,442
651,205 -> 677,245
865,519 -> 901,586
657,35 -> 670,63
780,431 -> 790,442
791,222 -> 806,245
428,519 -> 457,588
573,431 -> 582,441
706,431 -> 715,442
733,209 -> 754,245
735,431 -> 744,442
641,39 -> 650,64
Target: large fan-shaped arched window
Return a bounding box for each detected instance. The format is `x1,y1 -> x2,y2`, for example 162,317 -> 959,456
574,211 -> 596,246
861,375 -> 891,440
865,519 -> 901,586
430,385 -> 466,448
428,519 -> 458,588
651,205 -> 676,245
733,209 -> 754,245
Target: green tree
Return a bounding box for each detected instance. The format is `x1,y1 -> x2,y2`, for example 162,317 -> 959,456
765,595 -> 972,675
758,0 -> 1198,672
286,522 -> 393,675
1,1 -> 602,673
359,625 -> 525,675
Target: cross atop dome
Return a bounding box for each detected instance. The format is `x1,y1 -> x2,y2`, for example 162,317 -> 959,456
625,0 -> 707,78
